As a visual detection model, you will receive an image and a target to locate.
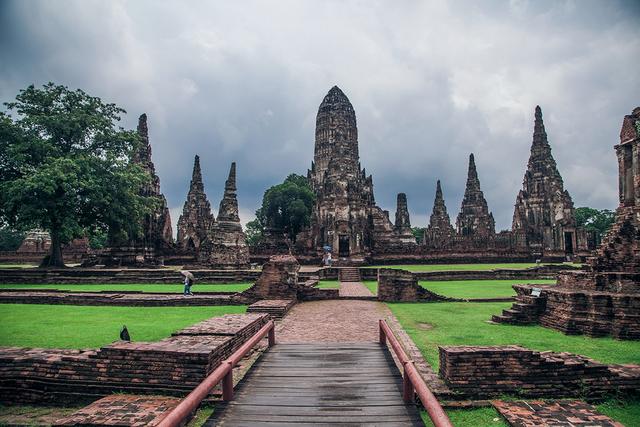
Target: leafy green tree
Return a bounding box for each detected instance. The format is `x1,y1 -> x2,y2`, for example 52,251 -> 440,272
411,227 -> 426,244
575,207 -> 616,238
0,83 -> 152,267
244,219 -> 264,247
255,174 -> 315,242
0,226 -> 25,251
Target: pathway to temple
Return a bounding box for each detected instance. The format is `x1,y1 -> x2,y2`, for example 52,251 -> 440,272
338,281 -> 374,297
212,298 -> 422,426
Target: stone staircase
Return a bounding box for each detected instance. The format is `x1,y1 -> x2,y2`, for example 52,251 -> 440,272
338,267 -> 361,282
492,292 -> 546,325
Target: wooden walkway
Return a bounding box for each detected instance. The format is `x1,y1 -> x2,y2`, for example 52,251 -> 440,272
210,343 -> 422,426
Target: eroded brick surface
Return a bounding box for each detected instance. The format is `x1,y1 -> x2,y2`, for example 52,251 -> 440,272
54,395 -> 181,427
492,400 -> 623,427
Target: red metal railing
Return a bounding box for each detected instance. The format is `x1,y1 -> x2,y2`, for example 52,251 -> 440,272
157,320 -> 276,427
379,319 -> 453,427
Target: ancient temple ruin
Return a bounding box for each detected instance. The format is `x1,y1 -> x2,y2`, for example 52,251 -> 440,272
295,86 -> 415,262
424,180 -> 455,248
198,162 -> 250,268
494,107 -> 640,339
512,106 -> 588,258
176,155 -> 215,252
455,153 -> 495,238
102,114 -> 174,266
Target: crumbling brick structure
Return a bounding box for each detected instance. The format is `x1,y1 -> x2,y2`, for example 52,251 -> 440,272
199,162 -> 250,269
294,86 -> 416,263
439,345 -> 640,399
494,108 -> 640,339
456,153 -> 496,238
512,106 -> 589,258
176,155 -> 215,252
101,114 -> 174,266
424,180 -> 455,248
377,268 -> 454,302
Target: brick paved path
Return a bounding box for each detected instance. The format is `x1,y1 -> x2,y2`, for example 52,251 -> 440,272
338,281 -> 374,297
275,300 -> 391,343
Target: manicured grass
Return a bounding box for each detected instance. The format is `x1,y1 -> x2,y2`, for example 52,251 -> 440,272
418,279 -> 556,299
316,280 -> 340,289
0,283 -> 252,293
387,302 -> 640,370
597,398 -> 640,427
0,263 -> 38,268
0,304 -> 247,348
422,407 -> 507,427
366,263 -> 578,272
363,281 -> 378,295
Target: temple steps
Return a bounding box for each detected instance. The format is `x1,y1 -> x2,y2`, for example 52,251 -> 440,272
492,290 -> 546,325
338,267 -> 362,282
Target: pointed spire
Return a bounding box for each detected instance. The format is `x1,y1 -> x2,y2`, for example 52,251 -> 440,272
395,193 -> 411,229
217,162 -> 240,223
177,154 -> 215,250
427,180 -> 454,233
133,113 -> 153,165
464,153 -> 481,195
456,154 -> 495,237
532,105 -> 550,150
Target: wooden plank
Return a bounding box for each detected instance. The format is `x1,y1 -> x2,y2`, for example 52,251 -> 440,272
212,343 -> 421,426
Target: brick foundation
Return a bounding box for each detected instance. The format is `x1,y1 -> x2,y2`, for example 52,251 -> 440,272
377,268 -> 457,302
439,345 -> 640,400
0,313 -> 269,404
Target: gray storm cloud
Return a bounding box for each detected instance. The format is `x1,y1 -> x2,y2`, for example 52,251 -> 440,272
1,0 -> 639,234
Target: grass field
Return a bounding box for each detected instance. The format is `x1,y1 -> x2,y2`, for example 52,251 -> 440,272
0,304 -> 247,348
0,263 -> 38,268
365,262 -> 578,271
317,280 -> 340,289
387,302 -> 640,370
0,283 -> 252,293
422,407 -> 507,426
363,279 -> 556,298
418,279 -> 556,299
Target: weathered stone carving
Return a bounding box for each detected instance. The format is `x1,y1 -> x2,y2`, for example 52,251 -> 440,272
455,153 -> 495,237
176,155 -> 215,252
198,162 -> 250,269
424,180 -> 455,248
102,114 -> 173,266
298,86 -> 415,262
494,108 -> 640,339
512,106 -> 587,257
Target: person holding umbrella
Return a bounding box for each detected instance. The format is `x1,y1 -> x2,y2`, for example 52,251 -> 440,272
181,270 -> 195,296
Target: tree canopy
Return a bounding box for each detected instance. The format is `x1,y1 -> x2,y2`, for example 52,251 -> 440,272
252,174 -> 315,243
0,83 -> 152,267
575,207 -> 615,238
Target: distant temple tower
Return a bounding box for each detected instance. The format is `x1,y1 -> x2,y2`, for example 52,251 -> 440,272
301,86 -> 414,261
511,106 -> 587,257
176,155 -> 215,251
424,180 -> 455,247
456,153 -> 495,237
199,162 -> 250,268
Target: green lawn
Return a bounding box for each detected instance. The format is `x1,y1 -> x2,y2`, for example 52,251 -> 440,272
387,302 -> 640,370
422,407 -> 507,427
0,283 -> 252,293
0,304 -> 247,348
366,263 -> 578,272
418,279 -> 556,299
363,281 -> 378,295
0,263 -> 38,268
317,280 -> 340,289
421,399 -> 640,427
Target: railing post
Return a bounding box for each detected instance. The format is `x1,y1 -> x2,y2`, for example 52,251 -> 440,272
222,361 -> 234,401
379,319 -> 386,345
403,361 -> 414,403
268,322 -> 275,347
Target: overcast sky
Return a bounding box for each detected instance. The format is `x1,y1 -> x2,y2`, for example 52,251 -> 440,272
1,0 -> 639,234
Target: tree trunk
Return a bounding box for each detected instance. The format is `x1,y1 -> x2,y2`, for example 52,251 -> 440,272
42,229 -> 65,268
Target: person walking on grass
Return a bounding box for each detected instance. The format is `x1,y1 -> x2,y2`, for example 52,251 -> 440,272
181,270 -> 195,296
